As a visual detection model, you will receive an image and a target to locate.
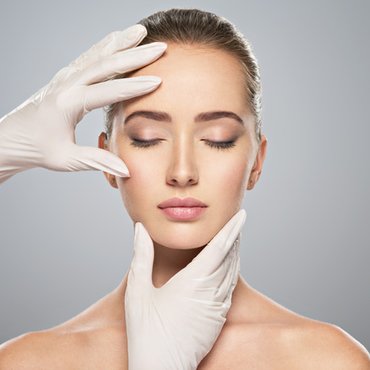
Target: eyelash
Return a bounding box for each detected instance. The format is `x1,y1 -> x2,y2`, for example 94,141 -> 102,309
129,139 -> 237,150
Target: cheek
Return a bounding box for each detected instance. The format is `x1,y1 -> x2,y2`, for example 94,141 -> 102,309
116,152 -> 161,219
205,154 -> 249,202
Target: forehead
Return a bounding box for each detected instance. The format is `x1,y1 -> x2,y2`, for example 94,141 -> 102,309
123,43 -> 249,116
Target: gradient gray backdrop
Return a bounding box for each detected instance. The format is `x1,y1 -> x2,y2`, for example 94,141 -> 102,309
0,0 -> 369,350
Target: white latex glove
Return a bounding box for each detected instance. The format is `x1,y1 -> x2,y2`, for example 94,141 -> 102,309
125,208 -> 247,370
0,24 -> 167,184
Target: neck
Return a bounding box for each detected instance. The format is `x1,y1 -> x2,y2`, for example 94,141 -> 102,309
115,239 -> 251,327
151,241 -> 206,288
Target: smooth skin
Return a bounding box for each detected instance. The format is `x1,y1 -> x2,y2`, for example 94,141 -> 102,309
1,44 -> 369,369
104,43 -> 262,289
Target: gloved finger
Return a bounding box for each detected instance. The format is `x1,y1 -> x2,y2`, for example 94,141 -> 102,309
221,260 -> 240,313
195,234 -> 240,301
179,239 -> 239,303
72,42 -> 167,86
183,209 -> 246,279
102,25 -> 148,56
51,144 -> 131,177
83,75 -> 162,112
214,235 -> 241,302
226,253 -> 240,304
129,222 -> 155,288
67,24 -> 147,72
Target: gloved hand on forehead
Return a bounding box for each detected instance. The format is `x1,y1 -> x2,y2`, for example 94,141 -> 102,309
125,208 -> 247,370
0,24 -> 167,184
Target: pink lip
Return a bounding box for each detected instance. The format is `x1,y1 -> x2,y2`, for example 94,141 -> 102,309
160,206 -> 207,221
158,197 -> 208,221
158,197 -> 208,208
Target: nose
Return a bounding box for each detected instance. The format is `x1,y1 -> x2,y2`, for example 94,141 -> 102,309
166,137 -> 199,187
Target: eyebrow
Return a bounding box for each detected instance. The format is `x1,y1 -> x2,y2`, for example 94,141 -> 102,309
123,110 -> 244,126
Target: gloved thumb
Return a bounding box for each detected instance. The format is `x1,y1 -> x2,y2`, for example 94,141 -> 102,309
130,222 -> 155,288
68,144 -> 130,177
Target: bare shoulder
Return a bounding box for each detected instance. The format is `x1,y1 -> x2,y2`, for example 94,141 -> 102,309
287,320 -> 370,369
221,319 -> 370,370
0,325 -> 126,370
227,279 -> 370,369
0,286 -> 128,370
0,330 -> 87,370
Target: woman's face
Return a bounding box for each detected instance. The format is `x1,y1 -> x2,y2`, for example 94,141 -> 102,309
99,43 -> 267,250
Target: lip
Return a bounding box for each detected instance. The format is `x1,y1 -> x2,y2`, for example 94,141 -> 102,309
159,206 -> 207,221
157,197 -> 208,208
158,197 -> 208,221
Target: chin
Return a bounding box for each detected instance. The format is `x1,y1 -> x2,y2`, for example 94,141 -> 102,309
137,209 -> 230,250
151,232 -> 211,250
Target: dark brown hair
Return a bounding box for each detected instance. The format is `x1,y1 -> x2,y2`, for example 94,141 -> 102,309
104,8 -> 262,144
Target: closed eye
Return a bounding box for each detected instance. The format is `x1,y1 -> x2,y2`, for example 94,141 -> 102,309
129,139 -> 236,150
205,140 -> 236,150
129,138 -> 162,148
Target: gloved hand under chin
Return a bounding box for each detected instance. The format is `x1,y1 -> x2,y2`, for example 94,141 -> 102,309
125,208 -> 246,370
0,24 -> 167,184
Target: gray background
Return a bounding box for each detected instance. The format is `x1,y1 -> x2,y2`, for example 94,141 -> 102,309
0,0 -> 369,350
